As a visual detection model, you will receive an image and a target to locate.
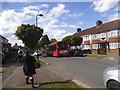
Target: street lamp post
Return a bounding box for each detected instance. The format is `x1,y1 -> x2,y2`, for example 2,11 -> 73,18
35,14 -> 43,59
36,14 -> 44,27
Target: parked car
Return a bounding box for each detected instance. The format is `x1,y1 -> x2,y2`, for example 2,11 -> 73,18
32,51 -> 42,56
103,65 -> 120,89
70,49 -> 83,56
0,52 -> 6,64
40,49 -> 47,57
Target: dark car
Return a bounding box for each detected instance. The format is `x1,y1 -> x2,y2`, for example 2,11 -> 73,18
45,49 -> 53,56
70,49 -> 83,56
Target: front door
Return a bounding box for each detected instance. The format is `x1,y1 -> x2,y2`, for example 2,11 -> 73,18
98,43 -> 107,55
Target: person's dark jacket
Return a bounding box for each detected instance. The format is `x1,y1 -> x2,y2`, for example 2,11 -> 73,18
22,55 -> 36,76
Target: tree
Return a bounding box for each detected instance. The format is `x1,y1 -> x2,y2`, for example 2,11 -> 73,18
50,38 -> 57,43
38,35 -> 51,48
71,35 -> 83,46
62,35 -> 82,46
62,35 -> 72,43
15,24 -> 43,50
62,35 -> 72,44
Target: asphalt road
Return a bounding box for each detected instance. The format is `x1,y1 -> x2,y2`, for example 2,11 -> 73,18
41,56 -> 118,88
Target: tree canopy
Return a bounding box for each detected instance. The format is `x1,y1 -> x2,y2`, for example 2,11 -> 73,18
50,38 -> 57,43
71,35 -> 83,46
62,35 -> 72,44
62,35 -> 82,46
15,24 -> 43,50
38,34 -> 51,48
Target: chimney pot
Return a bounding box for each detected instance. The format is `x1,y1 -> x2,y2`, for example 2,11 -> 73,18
96,20 -> 102,26
77,28 -> 81,32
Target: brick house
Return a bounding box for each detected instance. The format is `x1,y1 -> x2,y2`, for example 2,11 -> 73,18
0,35 -> 11,53
75,19 -> 120,56
12,43 -> 20,50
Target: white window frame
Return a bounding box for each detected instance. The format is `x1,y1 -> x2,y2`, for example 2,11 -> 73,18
109,42 -> 120,49
100,32 -> 106,38
83,44 -> 90,49
109,30 -> 118,38
92,44 -> 98,49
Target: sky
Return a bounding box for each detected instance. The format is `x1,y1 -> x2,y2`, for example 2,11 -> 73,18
0,0 -> 119,46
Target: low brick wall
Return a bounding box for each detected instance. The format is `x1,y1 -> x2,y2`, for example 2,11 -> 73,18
107,49 -> 120,56
91,49 -> 120,56
92,49 -> 98,55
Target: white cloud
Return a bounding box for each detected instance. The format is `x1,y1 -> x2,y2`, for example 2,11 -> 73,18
93,0 -> 119,13
41,4 -> 49,8
52,22 -> 77,28
79,21 -> 83,25
0,9 -> 32,45
23,4 -> 49,15
37,4 -> 74,40
67,13 -> 83,17
108,13 -> 120,21
38,4 -> 69,24
1,3 -> 76,45
114,4 -> 120,11
48,4 -> 69,18
43,28 -> 73,41
0,4 -> 50,45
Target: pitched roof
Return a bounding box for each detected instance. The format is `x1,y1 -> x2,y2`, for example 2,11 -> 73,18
0,35 -> 8,41
75,19 -> 120,36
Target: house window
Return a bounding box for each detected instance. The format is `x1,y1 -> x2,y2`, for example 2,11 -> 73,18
109,42 -> 120,49
84,35 -> 89,40
119,42 -> 120,48
92,44 -> 98,49
109,30 -> 118,37
92,34 -> 100,40
100,33 -> 106,38
118,30 -> 120,37
83,44 -> 90,49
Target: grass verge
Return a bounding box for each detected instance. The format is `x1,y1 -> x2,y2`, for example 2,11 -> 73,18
84,55 -> 107,59
39,80 -> 81,88
35,58 -> 47,65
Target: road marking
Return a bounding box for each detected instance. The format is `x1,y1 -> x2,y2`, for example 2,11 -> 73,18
73,79 -> 90,88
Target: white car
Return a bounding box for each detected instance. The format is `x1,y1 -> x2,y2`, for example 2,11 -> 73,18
32,51 -> 41,56
103,65 -> 120,89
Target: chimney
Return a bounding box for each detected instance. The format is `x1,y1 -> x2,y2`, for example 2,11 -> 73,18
77,28 -> 81,32
96,20 -> 102,26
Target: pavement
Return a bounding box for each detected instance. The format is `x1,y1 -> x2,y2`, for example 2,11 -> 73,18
1,60 -> 71,89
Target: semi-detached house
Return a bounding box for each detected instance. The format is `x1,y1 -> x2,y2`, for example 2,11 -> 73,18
0,35 -> 11,53
75,19 -> 120,56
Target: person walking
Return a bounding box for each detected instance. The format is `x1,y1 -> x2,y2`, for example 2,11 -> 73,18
22,50 -> 37,88
18,49 -> 24,63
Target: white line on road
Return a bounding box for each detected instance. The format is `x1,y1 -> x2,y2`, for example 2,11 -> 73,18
73,79 -> 90,88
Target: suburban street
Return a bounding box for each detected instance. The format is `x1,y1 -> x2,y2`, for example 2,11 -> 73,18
1,1 -> 120,89
41,56 -> 118,88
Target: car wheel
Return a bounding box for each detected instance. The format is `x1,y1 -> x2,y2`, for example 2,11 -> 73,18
107,80 -> 120,90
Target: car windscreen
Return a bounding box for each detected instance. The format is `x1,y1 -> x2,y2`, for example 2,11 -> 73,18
58,42 -> 68,49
